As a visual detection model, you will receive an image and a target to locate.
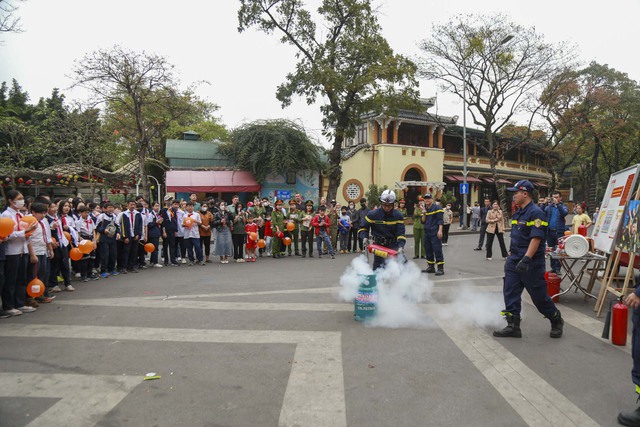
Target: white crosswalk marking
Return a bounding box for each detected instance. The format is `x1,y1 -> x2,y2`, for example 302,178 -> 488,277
0,373 -> 141,427
0,324 -> 346,427
431,306 -> 600,427
1,284 -> 617,427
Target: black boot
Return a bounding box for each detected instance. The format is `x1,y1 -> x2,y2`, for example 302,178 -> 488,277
435,265 -> 444,276
422,265 -> 436,274
493,314 -> 522,338
549,310 -> 564,338
618,406 -> 640,426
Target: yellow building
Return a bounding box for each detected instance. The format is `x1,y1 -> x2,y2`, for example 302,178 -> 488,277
338,98 -> 551,213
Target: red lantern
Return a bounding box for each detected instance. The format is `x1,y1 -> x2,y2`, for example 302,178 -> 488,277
26,179 -> 32,185
17,178 -> 24,184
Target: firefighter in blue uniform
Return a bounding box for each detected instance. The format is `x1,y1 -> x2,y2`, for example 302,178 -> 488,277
619,286 -> 640,425
420,193 -> 445,276
358,190 -> 407,270
493,180 -> 564,339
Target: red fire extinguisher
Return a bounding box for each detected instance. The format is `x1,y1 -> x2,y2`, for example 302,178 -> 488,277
578,224 -> 588,237
612,296 -> 628,346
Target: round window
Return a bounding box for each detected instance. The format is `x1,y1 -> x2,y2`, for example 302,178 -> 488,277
346,182 -> 361,200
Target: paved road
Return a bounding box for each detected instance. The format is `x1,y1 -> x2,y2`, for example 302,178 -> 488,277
0,233 -> 633,427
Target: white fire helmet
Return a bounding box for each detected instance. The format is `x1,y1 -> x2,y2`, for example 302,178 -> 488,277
380,190 -> 396,204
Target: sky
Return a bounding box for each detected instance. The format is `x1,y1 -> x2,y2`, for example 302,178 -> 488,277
1,0 -> 639,147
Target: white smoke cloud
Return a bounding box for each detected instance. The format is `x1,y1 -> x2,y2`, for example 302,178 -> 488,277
338,255 -> 434,328
338,256 -> 506,330
436,286 -> 505,329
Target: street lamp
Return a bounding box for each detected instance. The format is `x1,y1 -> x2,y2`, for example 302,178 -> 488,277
461,34 -> 514,230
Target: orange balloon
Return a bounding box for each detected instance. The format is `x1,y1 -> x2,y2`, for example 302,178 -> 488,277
144,243 -> 155,253
183,217 -> 193,228
27,278 -> 45,298
249,232 -> 258,241
0,217 -> 14,238
257,239 -> 266,248
19,215 -> 37,236
286,222 -> 295,231
79,239 -> 94,254
63,231 -> 72,242
69,247 -> 83,261
564,230 -> 572,236
283,237 -> 292,246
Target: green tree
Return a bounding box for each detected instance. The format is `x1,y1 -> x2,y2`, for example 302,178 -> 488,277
71,46 -> 212,200
220,119 -> 326,183
364,183 -> 388,208
419,14 -> 574,213
238,0 -> 419,201
539,62 -> 640,207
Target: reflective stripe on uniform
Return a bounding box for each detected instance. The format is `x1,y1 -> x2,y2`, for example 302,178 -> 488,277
357,228 -> 367,234
364,216 -> 404,225
397,236 -> 406,241
424,209 -> 444,216
511,219 -> 549,226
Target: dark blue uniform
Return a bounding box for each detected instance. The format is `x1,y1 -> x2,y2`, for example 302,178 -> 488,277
358,208 -> 406,270
421,204 -> 444,269
544,202 -> 569,274
503,201 -> 557,317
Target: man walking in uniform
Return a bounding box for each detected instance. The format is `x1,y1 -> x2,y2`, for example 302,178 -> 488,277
493,180 -> 564,339
420,193 -> 444,276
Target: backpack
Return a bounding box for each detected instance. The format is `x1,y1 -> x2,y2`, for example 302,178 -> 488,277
104,217 -> 117,238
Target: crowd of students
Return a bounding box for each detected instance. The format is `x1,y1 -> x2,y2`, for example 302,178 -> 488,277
0,191 -> 379,318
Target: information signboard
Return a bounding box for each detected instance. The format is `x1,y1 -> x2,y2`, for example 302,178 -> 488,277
592,164 -> 640,253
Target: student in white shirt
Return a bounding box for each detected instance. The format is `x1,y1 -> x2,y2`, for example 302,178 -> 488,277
183,202 -> 204,265
1,190 -> 38,316
27,202 -> 54,302
75,206 -> 98,281
47,200 -> 73,292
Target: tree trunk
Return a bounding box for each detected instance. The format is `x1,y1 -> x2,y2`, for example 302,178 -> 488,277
139,146 -> 149,201
587,138 -> 601,212
326,121 -> 347,202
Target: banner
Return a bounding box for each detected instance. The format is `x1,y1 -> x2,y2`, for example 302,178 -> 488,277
592,164 -> 640,253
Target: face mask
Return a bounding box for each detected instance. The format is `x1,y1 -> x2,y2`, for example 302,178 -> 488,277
201,207 -> 207,212
14,200 -> 25,208
266,217 -> 271,221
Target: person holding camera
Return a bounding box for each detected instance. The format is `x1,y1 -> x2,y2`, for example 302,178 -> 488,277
544,191 -> 569,274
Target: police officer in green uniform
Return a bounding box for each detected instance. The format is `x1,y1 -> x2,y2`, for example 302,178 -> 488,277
493,180 -> 564,339
412,198 -> 425,259
285,200 -> 301,256
271,199 -> 285,258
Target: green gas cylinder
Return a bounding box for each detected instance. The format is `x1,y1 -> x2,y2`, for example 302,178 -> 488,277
354,274 -> 378,321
